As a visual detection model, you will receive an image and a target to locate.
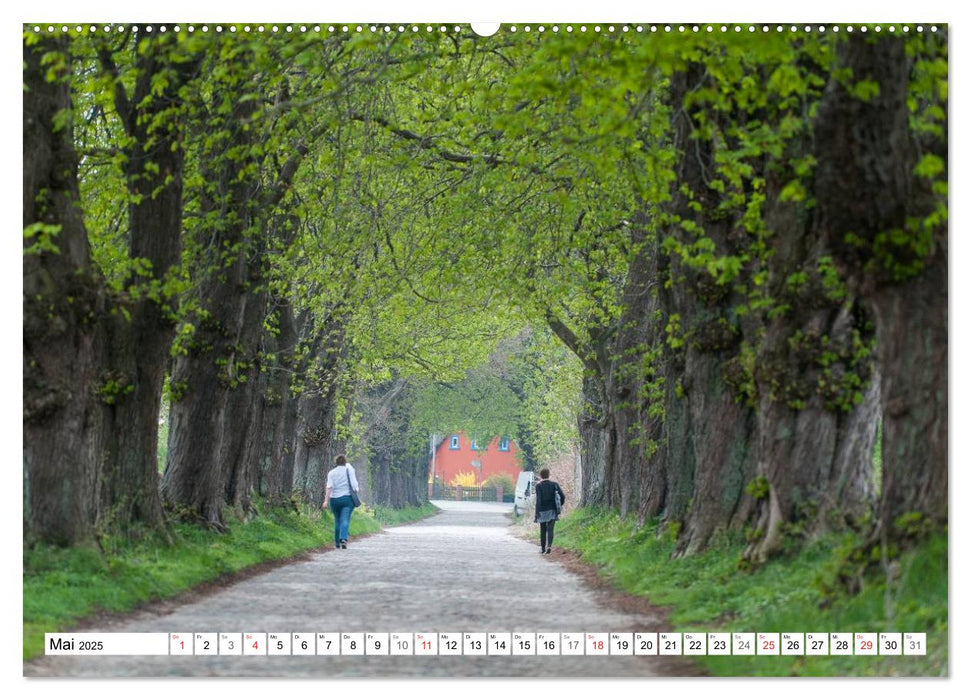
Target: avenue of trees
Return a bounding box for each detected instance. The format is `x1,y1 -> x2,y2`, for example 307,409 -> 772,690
24,25 -> 946,565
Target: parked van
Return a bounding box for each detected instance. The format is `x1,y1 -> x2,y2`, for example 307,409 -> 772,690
513,470 -> 537,516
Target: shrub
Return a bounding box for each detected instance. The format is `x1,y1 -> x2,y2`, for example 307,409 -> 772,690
483,473 -> 514,494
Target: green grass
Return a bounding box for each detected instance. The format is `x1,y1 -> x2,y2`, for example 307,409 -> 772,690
368,501 -> 440,526
23,499 -> 436,661
557,508 -> 947,676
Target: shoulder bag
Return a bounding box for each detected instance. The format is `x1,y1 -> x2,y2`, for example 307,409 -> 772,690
346,467 -> 362,507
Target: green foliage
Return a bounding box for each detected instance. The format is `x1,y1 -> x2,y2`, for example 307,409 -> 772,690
483,473 -> 515,495
556,508 -> 946,676
95,373 -> 134,405
745,475 -> 770,501
23,222 -> 63,256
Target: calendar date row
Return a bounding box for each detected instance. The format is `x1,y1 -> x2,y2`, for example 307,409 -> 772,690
46,632 -> 926,657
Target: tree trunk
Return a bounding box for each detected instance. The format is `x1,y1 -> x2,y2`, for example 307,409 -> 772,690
656,66 -> 759,553
160,88 -> 262,527
253,300 -> 300,505
576,372 -> 613,507
292,315 -> 348,507
97,35 -> 199,534
871,252 -> 947,536
23,36 -> 105,545
161,248 -> 249,526
813,34 -> 947,540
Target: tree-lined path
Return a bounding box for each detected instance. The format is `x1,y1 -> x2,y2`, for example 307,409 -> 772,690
25,502 -> 695,677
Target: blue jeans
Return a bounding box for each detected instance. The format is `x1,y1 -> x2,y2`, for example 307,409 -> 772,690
329,495 -> 355,546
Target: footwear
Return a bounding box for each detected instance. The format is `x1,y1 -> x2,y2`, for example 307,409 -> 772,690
340,540 -> 347,549
545,547 -> 552,554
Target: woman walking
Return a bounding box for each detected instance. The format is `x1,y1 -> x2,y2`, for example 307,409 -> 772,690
534,468 -> 566,554
323,454 -> 360,549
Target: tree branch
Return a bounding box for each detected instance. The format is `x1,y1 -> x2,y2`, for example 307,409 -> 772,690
95,45 -> 133,135
545,310 -> 600,376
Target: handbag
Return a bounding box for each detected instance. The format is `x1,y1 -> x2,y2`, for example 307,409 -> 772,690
346,467 -> 361,507
554,483 -> 562,514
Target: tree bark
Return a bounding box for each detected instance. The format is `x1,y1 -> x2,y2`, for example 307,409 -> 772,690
656,66 -> 759,553
253,299 -> 300,505
292,315 -> 349,507
23,36 -> 105,545
813,34 -> 947,540
97,33 -> 200,534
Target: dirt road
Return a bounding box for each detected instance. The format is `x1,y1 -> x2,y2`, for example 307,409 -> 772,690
25,501 -> 696,677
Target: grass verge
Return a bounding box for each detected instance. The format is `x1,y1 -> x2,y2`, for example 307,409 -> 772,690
368,501 -> 440,526
23,499 -> 437,661
556,507 -> 947,676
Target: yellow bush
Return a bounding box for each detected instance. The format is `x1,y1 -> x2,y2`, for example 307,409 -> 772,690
450,471 -> 478,487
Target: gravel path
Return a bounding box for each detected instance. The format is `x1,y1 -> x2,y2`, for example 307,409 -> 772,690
25,501 -> 696,677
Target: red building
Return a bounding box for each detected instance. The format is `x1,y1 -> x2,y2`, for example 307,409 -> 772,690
429,432 -> 520,486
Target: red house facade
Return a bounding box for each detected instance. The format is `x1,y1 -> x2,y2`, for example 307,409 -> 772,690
429,432 -> 520,486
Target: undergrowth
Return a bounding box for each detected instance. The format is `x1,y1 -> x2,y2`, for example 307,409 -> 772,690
556,507 -> 947,676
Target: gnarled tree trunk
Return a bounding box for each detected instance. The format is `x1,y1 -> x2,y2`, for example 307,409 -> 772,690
97,33 -> 200,534
813,34 -> 947,541
23,36 -> 105,545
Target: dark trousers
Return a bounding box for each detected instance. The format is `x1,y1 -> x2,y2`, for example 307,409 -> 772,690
540,521 -> 556,549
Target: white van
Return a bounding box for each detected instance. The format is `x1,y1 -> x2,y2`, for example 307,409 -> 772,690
513,471 -> 537,516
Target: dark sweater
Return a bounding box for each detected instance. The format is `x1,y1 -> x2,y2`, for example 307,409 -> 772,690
534,479 -> 566,516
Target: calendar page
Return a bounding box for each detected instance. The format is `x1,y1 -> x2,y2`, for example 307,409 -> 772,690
19,0 -> 950,689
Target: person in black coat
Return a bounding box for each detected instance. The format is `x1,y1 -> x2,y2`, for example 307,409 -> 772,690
533,468 -> 566,554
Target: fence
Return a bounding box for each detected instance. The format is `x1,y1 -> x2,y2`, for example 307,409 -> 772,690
430,483 -> 502,502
